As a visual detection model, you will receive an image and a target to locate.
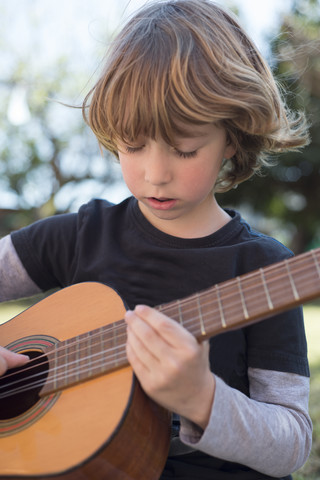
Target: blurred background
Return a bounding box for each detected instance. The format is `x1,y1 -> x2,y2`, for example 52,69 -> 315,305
0,1 -> 319,478
0,0 -> 319,254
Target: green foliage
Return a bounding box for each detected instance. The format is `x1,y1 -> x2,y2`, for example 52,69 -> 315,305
0,5 -> 121,235
1,1 -> 319,251
0,63 -> 118,226
221,0 -> 320,253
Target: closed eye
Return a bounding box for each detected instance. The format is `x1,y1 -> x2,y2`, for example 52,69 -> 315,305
124,145 -> 145,154
123,144 -> 198,158
175,149 -> 198,159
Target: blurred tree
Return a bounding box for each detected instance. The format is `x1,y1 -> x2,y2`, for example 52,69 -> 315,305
0,69 -> 121,236
0,4 -> 122,236
220,0 -> 320,253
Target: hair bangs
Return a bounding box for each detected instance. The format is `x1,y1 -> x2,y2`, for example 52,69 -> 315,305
85,5 -> 226,155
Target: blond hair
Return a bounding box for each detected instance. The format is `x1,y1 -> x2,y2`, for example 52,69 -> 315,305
83,0 -> 309,192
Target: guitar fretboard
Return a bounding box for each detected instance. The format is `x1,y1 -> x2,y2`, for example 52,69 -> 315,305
159,248 -> 320,338
41,248 -> 320,396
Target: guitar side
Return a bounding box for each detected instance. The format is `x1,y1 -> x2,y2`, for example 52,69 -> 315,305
0,283 -> 171,480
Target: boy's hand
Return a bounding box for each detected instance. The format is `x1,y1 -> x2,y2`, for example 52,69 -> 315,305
0,346 -> 29,376
125,305 -> 215,430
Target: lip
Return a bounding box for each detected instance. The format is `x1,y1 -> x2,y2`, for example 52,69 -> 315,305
145,197 -> 177,210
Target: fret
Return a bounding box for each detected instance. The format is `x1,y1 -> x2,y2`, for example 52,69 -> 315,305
177,301 -> 184,326
285,259 -> 300,301
53,345 -> 58,391
112,322 -> 119,367
39,247 -> 320,397
64,336 -> 80,385
312,250 -> 320,279
41,321 -> 130,396
87,332 -> 93,377
98,327 -> 105,374
117,321 -> 127,366
215,284 -> 226,328
75,335 -> 80,382
100,326 -> 112,372
259,268 -> 274,311
77,333 -> 90,382
100,327 -> 108,373
196,293 -> 206,336
237,277 -> 249,319
101,323 -> 123,371
64,342 -> 69,386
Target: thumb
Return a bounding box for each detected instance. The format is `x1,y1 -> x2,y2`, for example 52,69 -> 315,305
0,347 -> 29,376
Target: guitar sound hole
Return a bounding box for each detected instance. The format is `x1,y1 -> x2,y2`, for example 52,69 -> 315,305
0,351 -> 49,420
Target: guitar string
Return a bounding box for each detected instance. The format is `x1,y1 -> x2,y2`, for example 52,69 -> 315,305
1,252 -> 318,397
5,252 -> 317,377
1,266 -> 317,395
15,258 -> 320,371
159,255 -> 320,316
2,264 -> 317,394
0,350 -> 128,400
1,321 -> 127,388
0,354 -> 131,401
0,340 -> 129,393
1,265 -> 318,398
2,270 -> 318,398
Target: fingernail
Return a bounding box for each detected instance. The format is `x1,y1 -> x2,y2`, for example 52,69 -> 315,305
124,310 -> 134,323
135,304 -> 146,314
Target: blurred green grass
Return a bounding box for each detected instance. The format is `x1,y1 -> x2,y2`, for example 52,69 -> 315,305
294,304 -> 320,480
0,300 -> 319,478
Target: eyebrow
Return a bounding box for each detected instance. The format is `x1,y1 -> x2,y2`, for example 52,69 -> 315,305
173,124 -> 216,140
174,130 -> 211,140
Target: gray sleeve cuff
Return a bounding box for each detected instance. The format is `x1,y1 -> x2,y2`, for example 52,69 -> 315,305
179,368 -> 312,477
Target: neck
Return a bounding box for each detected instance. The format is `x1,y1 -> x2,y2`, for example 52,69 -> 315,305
138,197 -> 231,239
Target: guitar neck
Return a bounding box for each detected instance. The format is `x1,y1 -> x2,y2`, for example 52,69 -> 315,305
157,248 -> 320,342
41,248 -> 320,396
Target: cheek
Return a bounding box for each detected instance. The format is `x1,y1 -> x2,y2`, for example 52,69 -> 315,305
119,157 -> 139,190
181,160 -> 221,194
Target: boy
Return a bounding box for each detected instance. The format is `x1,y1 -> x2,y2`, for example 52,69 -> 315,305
0,1 -> 312,478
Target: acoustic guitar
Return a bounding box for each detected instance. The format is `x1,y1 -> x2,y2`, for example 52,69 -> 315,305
1,248 -> 320,480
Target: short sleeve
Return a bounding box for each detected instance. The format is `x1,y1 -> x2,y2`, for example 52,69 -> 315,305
11,212 -> 78,290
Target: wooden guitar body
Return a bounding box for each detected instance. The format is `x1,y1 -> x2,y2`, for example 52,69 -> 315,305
1,247 -> 320,479
0,283 -> 171,480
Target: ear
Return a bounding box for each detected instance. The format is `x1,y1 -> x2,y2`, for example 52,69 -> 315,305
224,141 -> 236,160
222,128 -> 237,159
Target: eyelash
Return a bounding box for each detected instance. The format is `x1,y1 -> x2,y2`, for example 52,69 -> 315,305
125,146 -> 144,154
124,145 -> 198,158
176,149 -> 198,159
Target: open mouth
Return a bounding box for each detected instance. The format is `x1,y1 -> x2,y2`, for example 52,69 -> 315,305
146,197 -> 177,209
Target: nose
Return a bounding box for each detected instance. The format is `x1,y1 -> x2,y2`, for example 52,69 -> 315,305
144,146 -> 172,186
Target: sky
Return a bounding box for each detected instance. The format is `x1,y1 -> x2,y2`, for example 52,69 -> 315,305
1,0 -> 294,70
127,0 -> 293,53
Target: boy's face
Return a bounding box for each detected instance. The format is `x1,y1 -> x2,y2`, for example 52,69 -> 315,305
117,123 -> 235,238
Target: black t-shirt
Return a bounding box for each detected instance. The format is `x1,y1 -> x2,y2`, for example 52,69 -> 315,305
11,197 -> 309,479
